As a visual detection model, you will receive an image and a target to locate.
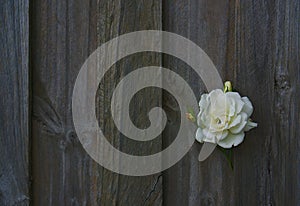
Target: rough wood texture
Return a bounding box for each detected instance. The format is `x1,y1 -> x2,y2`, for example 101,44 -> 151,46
2,0 -> 299,205
0,0 -> 30,205
162,0 -> 300,205
31,0 -> 162,205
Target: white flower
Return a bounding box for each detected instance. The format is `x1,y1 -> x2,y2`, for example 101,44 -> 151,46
196,89 -> 257,148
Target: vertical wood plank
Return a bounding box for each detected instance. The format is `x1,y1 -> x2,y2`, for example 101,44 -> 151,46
222,0 -> 300,205
31,0 -> 162,205
162,0 -> 300,205
162,0 -> 234,205
0,0 -> 30,205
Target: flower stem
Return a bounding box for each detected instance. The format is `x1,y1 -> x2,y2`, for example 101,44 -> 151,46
217,146 -> 234,170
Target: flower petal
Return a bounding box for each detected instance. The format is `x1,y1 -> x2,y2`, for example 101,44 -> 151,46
202,128 -> 218,144
241,96 -> 254,116
226,92 -> 244,113
227,98 -> 236,117
229,112 -> 247,134
228,114 -> 242,128
210,89 -> 224,100
196,128 -> 204,142
218,132 -> 245,148
216,130 -> 229,141
210,89 -> 226,112
199,94 -> 209,108
244,120 -> 258,131
197,94 -> 210,127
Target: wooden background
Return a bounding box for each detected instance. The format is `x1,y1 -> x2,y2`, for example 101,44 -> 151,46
1,0 -> 299,205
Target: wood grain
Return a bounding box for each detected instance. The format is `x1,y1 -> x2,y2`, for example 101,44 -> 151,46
1,0 -> 299,205
162,0 -> 300,205
31,0 -> 162,205
0,0 -> 30,205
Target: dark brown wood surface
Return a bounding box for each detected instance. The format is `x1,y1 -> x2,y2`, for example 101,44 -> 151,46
31,0 -> 162,205
1,0 -> 299,205
162,0 -> 300,205
0,0 -> 30,205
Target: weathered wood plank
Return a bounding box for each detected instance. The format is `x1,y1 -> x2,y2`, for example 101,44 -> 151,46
31,0 -> 162,205
162,0 -> 300,205
162,0 -> 234,205
0,0 -> 30,205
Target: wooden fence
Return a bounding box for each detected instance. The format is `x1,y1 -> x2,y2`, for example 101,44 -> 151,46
1,0 -> 299,205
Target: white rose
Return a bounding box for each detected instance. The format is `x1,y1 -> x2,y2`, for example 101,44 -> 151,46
196,89 -> 257,148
